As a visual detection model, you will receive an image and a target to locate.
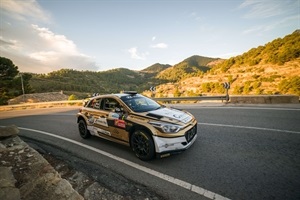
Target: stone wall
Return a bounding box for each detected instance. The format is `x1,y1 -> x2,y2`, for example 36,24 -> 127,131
230,95 -> 299,104
8,92 -> 69,105
0,125 -> 83,200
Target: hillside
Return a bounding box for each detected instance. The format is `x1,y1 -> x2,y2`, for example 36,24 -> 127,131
156,55 -> 219,82
141,63 -> 172,73
16,29 -> 300,100
28,55 -> 219,98
153,30 -> 300,97
29,67 -> 167,98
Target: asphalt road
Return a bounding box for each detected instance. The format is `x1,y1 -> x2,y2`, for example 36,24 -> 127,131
1,104 -> 300,200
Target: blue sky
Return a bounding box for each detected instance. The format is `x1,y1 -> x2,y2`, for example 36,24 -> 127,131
0,0 -> 299,73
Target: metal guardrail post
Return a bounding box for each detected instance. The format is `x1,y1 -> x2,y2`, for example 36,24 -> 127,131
226,89 -> 229,103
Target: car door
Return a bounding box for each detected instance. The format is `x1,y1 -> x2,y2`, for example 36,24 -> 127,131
95,97 -> 130,144
84,97 -> 111,137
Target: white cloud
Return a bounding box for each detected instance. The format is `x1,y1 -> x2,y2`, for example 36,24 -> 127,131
31,24 -> 77,55
29,51 -> 57,62
0,23 -> 98,73
150,43 -> 168,49
152,36 -> 156,41
0,0 -> 50,22
0,1 -> 99,73
27,24 -> 97,71
127,47 -> 149,60
239,0 -> 299,19
243,15 -> 299,35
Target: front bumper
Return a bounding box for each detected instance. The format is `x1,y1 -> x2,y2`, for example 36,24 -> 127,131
153,130 -> 197,157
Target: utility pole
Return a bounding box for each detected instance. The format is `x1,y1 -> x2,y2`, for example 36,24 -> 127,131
20,73 -> 25,102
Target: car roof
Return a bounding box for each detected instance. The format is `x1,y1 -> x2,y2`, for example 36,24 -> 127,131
91,91 -> 141,100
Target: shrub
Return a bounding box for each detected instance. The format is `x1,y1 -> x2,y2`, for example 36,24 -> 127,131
68,94 -> 78,100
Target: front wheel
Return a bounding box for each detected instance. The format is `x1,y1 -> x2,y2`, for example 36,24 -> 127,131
130,130 -> 155,161
78,119 -> 91,139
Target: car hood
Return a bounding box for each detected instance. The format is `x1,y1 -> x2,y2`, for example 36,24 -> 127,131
146,107 -> 193,124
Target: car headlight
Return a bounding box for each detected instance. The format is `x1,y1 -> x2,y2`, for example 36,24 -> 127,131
149,121 -> 183,133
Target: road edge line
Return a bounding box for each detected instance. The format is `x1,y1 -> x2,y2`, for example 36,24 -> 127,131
17,126 -> 231,200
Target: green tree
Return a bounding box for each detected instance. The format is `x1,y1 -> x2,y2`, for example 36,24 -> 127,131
233,85 -> 243,94
243,81 -> 252,94
173,87 -> 181,97
0,57 -> 19,104
0,57 -> 33,105
68,94 -> 78,100
278,76 -> 300,95
201,82 -> 211,93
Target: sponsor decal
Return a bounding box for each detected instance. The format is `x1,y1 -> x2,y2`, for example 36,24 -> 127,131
94,127 -> 111,136
94,117 -> 108,127
87,116 -> 95,124
148,108 -> 192,123
87,115 -> 109,127
173,114 -> 184,119
114,119 -> 126,128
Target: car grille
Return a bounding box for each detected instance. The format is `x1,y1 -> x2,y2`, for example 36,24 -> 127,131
185,124 -> 197,143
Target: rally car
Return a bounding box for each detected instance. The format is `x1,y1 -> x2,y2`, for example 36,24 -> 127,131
77,91 -> 197,161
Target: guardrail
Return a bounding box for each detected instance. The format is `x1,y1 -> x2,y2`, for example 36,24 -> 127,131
153,95 -> 228,102
1,95 -> 297,111
0,100 -> 84,111
0,96 -> 228,111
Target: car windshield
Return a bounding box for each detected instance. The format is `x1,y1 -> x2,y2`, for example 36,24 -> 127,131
120,95 -> 161,112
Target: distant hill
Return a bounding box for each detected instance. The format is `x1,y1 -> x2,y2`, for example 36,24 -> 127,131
29,56 -> 220,97
30,68 -> 155,96
156,55 -> 219,82
212,29 -> 300,73
26,30 -> 300,100
154,30 -> 300,97
183,55 -> 219,68
141,63 -> 171,73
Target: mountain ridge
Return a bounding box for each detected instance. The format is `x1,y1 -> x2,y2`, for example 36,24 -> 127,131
25,29 -> 300,98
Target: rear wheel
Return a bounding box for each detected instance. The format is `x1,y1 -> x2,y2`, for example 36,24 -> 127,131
78,119 -> 91,139
130,130 -> 155,161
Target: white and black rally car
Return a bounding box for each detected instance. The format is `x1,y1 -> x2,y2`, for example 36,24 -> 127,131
77,91 -> 197,161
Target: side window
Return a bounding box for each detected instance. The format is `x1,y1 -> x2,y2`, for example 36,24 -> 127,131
102,98 -> 120,111
87,98 -> 101,109
87,99 -> 95,108
93,99 -> 101,109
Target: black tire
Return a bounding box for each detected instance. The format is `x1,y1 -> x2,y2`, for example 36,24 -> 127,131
130,129 -> 155,161
78,119 -> 91,139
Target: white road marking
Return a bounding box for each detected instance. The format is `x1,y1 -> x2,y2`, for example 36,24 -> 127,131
198,107 -> 300,111
172,105 -> 300,111
14,126 -> 230,200
198,122 -> 300,134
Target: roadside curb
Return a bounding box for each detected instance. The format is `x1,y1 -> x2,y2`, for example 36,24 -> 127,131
0,125 -> 126,200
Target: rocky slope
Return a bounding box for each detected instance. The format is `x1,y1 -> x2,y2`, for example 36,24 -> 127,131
152,59 -> 300,97
0,125 -> 163,200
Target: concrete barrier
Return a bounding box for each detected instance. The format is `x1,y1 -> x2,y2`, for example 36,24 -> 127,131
230,95 -> 299,104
